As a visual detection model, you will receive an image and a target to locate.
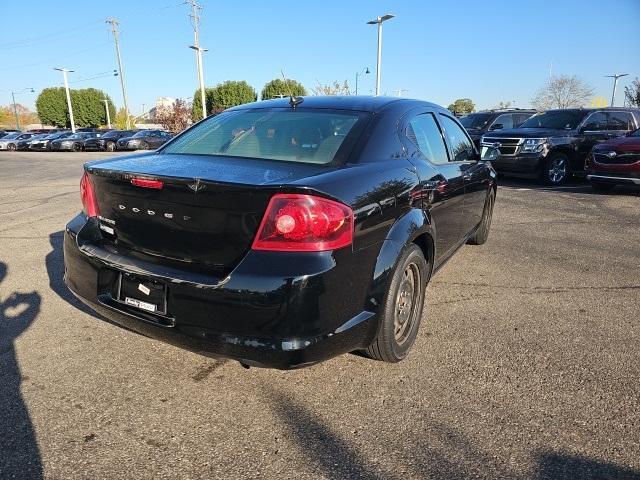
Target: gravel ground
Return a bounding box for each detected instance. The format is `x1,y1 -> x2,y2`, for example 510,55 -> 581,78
1,151 -> 639,480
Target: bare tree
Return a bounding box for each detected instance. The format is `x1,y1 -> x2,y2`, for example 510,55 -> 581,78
312,80 -> 350,96
155,99 -> 192,133
531,75 -> 594,110
624,77 -> 640,107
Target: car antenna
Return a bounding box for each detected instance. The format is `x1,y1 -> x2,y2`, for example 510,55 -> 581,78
281,69 -> 303,109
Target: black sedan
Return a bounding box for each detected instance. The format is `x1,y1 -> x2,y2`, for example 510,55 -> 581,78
84,129 -> 137,151
116,129 -> 173,150
64,96 -> 497,369
50,132 -> 101,151
29,131 -> 72,151
16,133 -> 49,150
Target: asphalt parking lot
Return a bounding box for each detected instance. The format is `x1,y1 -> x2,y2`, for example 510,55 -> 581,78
1,151 -> 639,480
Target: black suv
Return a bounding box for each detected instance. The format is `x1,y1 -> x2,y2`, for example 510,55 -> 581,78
460,109 -> 536,148
481,108 -> 640,185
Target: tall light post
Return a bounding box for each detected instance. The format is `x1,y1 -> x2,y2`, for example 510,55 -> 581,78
605,73 -> 628,107
367,13 -> 395,96
106,18 -> 131,129
102,99 -> 112,129
189,45 -> 208,120
10,87 -> 34,130
355,67 -> 370,95
54,68 -> 76,133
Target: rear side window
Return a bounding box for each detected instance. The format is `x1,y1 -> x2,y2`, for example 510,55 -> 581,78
163,109 -> 367,165
438,114 -> 475,162
607,111 -> 634,131
583,112 -> 607,131
407,113 -> 449,165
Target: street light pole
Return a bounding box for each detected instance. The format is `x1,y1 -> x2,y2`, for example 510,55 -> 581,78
367,14 -> 395,96
605,73 -> 628,107
355,67 -> 370,95
189,45 -> 208,119
10,87 -> 34,130
54,68 -> 75,133
102,99 -> 112,129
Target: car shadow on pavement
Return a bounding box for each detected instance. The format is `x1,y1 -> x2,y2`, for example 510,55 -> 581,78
0,261 -> 43,479
262,385 -> 640,479
46,230 -> 103,320
499,177 -> 640,197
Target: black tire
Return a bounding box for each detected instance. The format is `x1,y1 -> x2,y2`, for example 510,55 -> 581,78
590,181 -> 615,193
105,141 -> 116,152
72,142 -> 82,152
140,141 -> 149,150
363,244 -> 429,363
543,152 -> 570,185
468,188 -> 495,245
7,143 -> 16,151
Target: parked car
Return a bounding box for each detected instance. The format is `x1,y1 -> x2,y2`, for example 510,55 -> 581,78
481,107 -> 640,185
460,109 -> 536,148
116,130 -> 173,150
84,129 -> 137,151
0,132 -> 36,150
585,128 -> 640,191
0,129 -> 21,139
64,96 -> 498,369
16,133 -> 49,150
50,132 -> 102,151
30,131 -> 72,151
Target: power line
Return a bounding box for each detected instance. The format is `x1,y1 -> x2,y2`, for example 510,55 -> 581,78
0,21 -> 103,50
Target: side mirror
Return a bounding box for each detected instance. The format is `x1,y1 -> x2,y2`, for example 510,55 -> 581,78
489,123 -> 503,131
480,145 -> 500,162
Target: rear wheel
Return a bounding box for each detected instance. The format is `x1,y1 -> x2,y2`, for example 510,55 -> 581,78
468,188 -> 495,245
72,142 -> 82,152
590,181 -> 615,193
363,244 -> 429,363
544,153 -> 570,185
140,141 -> 149,150
7,143 -> 16,151
105,141 -> 116,152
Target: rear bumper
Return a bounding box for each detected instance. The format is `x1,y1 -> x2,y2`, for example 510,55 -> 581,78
491,152 -> 544,177
63,215 -> 378,369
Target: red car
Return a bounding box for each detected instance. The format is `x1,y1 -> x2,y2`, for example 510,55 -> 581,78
586,129 -> 640,191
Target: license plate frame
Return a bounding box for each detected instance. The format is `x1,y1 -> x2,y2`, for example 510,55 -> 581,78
117,273 -> 167,315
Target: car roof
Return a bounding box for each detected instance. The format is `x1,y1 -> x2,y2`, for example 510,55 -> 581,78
227,95 -> 442,113
540,107 -> 640,113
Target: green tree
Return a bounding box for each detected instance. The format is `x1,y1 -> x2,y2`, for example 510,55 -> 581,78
36,87 -> 115,127
261,78 -> 307,100
192,81 -> 257,121
447,98 -> 476,115
624,77 -> 640,107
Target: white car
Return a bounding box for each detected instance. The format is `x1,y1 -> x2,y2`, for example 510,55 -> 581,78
0,132 -> 34,151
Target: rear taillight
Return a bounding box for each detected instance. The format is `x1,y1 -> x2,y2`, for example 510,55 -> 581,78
252,194 -> 353,252
131,178 -> 163,189
80,172 -> 99,217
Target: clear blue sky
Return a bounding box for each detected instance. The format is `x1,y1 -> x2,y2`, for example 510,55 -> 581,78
1,0 -> 639,115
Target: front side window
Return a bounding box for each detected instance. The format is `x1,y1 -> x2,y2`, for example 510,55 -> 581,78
607,111 -> 634,131
582,112 -> 607,131
163,109 -> 367,165
439,114 -> 475,162
407,113 -> 449,165
459,113 -> 492,130
490,113 -> 515,130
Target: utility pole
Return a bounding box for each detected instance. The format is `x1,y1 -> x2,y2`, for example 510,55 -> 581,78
367,14 -> 395,96
186,0 -> 207,120
54,68 -> 76,133
106,18 -> 131,129
11,87 -> 34,130
102,99 -> 112,129
605,73 -> 628,107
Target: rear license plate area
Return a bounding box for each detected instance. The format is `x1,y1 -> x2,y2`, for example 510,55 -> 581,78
118,274 -> 167,314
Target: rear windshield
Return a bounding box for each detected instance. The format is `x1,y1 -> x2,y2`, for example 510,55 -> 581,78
163,109 -> 367,164
520,110 -> 588,130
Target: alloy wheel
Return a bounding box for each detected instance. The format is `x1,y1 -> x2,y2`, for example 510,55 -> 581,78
548,157 -> 567,184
